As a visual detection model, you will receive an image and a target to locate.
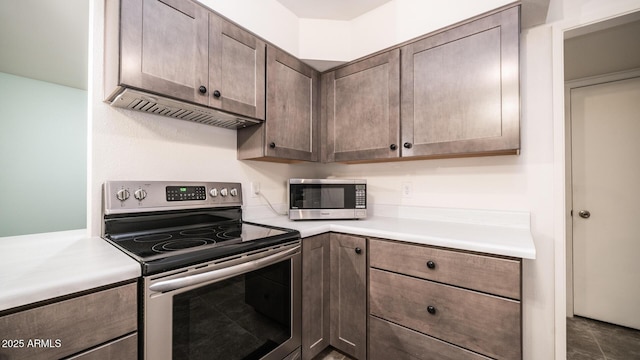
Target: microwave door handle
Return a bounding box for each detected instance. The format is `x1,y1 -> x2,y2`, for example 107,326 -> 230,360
149,245 -> 300,293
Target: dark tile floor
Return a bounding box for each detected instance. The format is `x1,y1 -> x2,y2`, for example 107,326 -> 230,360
567,316 -> 640,360
313,347 -> 355,360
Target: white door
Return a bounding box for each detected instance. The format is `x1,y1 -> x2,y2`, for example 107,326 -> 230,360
572,75 -> 640,330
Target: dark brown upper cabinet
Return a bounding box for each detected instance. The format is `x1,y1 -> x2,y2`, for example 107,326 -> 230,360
400,6 -> 520,158
113,0 -> 209,106
322,50 -> 401,163
209,13 -> 265,120
106,0 -> 265,121
238,45 -> 320,162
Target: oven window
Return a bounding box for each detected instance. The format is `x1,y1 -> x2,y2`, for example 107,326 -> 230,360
172,261 -> 292,360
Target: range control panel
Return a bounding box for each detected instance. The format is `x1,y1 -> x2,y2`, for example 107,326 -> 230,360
166,186 -> 207,201
104,181 -> 243,214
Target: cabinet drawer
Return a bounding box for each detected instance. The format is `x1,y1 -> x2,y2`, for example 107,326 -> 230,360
369,316 -> 490,360
369,238 -> 521,299
370,269 -> 520,360
0,282 -> 137,360
68,333 -> 137,360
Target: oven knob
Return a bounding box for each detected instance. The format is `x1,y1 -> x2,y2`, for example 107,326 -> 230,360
116,189 -> 130,201
134,189 -> 147,201
230,188 -> 238,197
220,188 -> 228,197
209,188 -> 218,197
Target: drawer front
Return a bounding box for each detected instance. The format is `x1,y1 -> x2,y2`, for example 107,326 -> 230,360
0,282 -> 137,360
68,333 -> 137,360
369,238 -> 521,299
370,269 -> 521,360
369,316 -> 491,360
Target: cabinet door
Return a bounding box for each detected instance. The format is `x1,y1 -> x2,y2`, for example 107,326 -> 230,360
266,46 -> 320,161
209,14 -> 266,120
119,0 -> 209,105
301,234 -> 330,360
238,46 -> 319,162
330,234 -> 367,359
401,7 -> 520,157
323,50 -> 400,162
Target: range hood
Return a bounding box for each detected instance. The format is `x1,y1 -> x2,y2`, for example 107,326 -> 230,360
107,88 -> 262,129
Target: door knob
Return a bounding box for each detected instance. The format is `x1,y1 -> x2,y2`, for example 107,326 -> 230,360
578,210 -> 591,219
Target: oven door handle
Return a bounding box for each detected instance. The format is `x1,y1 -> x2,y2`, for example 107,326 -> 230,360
149,245 -> 300,293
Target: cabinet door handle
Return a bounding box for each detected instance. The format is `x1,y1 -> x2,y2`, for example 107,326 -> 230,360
403,142 -> 413,149
269,142 -> 276,149
427,305 -> 436,315
355,247 -> 362,254
198,86 -> 207,94
426,260 -> 436,269
213,90 -> 221,98
390,144 -> 397,151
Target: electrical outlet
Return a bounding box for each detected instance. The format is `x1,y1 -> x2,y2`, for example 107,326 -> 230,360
250,182 -> 260,198
401,182 -> 412,198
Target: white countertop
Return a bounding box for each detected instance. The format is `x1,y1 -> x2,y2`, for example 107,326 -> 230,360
0,206 -> 535,313
0,229 -> 141,312
246,205 -> 536,260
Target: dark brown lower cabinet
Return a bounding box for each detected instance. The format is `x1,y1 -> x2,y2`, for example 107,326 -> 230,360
0,282 -> 138,360
303,235 -> 522,360
368,238 -> 522,360
301,234 -> 367,360
330,234 -> 367,360
302,234 -> 331,360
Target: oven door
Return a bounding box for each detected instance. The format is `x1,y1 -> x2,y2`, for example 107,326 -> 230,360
143,243 -> 301,360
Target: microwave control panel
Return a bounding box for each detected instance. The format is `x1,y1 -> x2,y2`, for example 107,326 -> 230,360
355,184 -> 366,209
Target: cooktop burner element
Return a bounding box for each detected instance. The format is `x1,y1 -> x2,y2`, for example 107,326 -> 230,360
152,239 -> 211,252
102,181 -> 300,275
134,234 -> 173,242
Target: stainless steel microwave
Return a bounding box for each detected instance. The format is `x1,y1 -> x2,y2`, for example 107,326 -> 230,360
288,179 -> 367,220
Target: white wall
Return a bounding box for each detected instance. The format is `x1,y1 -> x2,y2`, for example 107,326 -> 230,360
0,72 -> 87,237
347,0 -> 513,60
198,0 -> 514,64
547,0 -> 640,358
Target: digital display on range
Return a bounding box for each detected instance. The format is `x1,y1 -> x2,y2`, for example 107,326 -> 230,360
166,186 -> 206,201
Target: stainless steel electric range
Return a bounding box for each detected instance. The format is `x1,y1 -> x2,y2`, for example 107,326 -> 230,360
102,181 -> 301,360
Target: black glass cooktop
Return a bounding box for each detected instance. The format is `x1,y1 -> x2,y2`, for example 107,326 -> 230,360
104,220 -> 299,275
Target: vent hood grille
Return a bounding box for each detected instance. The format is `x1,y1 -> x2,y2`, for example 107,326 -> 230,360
108,88 -> 261,129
